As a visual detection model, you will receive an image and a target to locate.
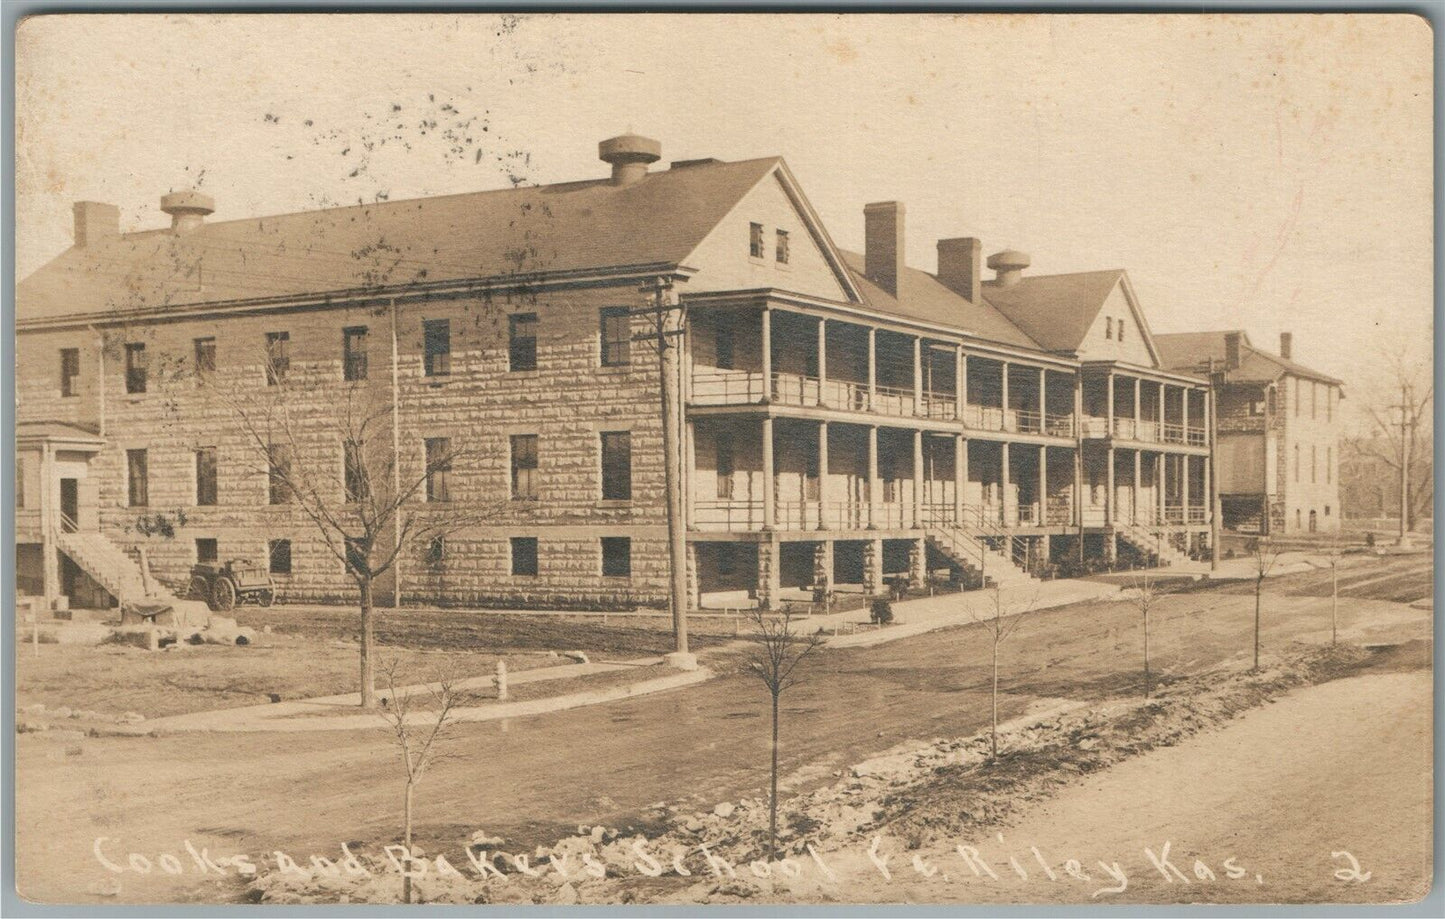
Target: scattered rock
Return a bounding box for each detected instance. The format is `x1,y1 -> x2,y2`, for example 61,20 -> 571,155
713,802 -> 735,818
589,825 -> 605,843
469,830 -> 505,848
563,650 -> 590,665
684,816 -> 704,832
17,719 -> 49,733
552,882 -> 578,905
118,711 -> 145,724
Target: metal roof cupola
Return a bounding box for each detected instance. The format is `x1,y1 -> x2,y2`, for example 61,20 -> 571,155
160,191 -> 215,233
987,249 -> 1031,287
598,133 -> 662,186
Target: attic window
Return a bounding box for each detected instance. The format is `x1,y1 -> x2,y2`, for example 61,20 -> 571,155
1117,321 -> 1125,343
775,229 -> 790,264
1105,318 -> 1113,340
749,223 -> 765,259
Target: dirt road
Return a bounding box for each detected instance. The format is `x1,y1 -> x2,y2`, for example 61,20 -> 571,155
15,559 -> 1432,904
823,669 -> 1433,905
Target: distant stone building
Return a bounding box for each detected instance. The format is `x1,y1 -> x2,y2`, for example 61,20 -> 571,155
1155,330 -> 1344,535
17,134 -> 1219,613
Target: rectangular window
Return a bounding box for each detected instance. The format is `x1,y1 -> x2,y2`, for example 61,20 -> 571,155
511,536 -> 539,577
716,437 -> 735,499
511,434 -> 538,500
126,449 -> 148,507
600,307 -> 631,367
268,444 -> 293,505
601,536 -> 632,578
749,222 -> 765,258
775,229 -> 790,264
343,326 -> 369,381
1293,444 -> 1300,483
265,332 -> 290,385
193,337 -> 216,376
1326,387 -> 1333,422
269,539 -> 292,575
124,343 -> 147,394
1327,446 -> 1333,484
425,437 -> 452,502
423,318 -> 451,377
1118,321 -> 1125,343
345,537 -> 367,576
601,431 -> 632,501
195,447 -> 217,506
1293,378 -> 1300,415
60,348 -> 80,397
1311,381 -> 1317,419
509,313 -> 538,372
425,536 -> 445,570
715,324 -> 735,370
196,538 -> 218,564
1311,445 -> 1318,483
344,441 -> 368,502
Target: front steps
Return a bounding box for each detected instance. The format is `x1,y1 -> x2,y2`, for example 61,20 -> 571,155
1117,522 -> 1193,568
53,530 -> 181,608
926,527 -> 1039,589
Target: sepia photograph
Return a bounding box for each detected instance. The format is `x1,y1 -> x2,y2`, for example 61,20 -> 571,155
8,10 -> 1437,909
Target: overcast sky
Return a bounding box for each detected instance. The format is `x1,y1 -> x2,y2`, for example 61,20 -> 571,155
15,14 -> 1433,419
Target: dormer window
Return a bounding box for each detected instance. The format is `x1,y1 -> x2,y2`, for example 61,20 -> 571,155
749,222 -> 764,259
775,229 -> 790,264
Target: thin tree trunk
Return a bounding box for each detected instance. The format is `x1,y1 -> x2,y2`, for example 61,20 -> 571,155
990,631 -> 999,759
1143,604 -> 1151,699
769,692 -> 779,861
1331,563 -> 1338,647
403,779 -> 414,904
360,577 -> 376,709
1253,577 -> 1262,671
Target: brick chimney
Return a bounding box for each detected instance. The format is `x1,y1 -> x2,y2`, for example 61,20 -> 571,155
937,237 -> 982,303
1279,331 -> 1293,360
987,249 -> 1031,288
1225,331 -> 1243,370
864,201 -> 905,296
161,191 -> 214,233
73,201 -> 119,247
599,133 -> 661,186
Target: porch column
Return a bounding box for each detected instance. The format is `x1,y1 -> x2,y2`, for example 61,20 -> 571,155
1106,372 -> 1115,433
1039,445 -> 1048,526
1182,387 -> 1191,436
1133,449 -> 1142,525
867,425 -> 879,529
955,346 -> 966,420
864,537 -> 884,595
1074,374 -> 1084,528
1105,447 -> 1115,526
1203,450 -> 1212,530
1001,441 -> 1011,525
1156,452 -> 1166,525
685,420 -> 697,530
1000,361 -> 1010,430
760,307 -> 772,403
913,337 -> 923,416
758,538 -> 780,610
912,430 -> 924,528
685,544 -> 700,611
953,434 -> 966,527
813,541 -> 833,595
817,421 -> 830,530
41,444 -> 58,608
1134,377 -> 1142,438
1159,381 -> 1167,432
1039,367 -> 1048,433
1182,454 -> 1191,524
866,328 -> 877,410
761,417 -> 776,530
816,318 -> 828,406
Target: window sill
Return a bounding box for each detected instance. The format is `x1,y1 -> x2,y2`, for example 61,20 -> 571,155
424,375 -> 454,387
596,499 -> 633,509
508,369 -> 541,378
600,575 -> 633,582
597,363 -> 633,374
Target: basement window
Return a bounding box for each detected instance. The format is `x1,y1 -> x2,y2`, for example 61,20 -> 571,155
511,537 -> 538,577
601,536 -> 632,578
196,538 -> 218,564
269,539 -> 292,575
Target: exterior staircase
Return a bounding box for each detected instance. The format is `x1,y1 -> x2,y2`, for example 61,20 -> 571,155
1116,521 -> 1191,568
926,527 -> 1039,589
54,529 -> 181,607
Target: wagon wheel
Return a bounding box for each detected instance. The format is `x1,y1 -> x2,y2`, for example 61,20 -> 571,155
258,589 -> 275,608
211,577 -> 237,611
189,576 -> 211,605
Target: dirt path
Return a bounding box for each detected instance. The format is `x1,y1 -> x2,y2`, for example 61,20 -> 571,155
821,670 -> 1433,905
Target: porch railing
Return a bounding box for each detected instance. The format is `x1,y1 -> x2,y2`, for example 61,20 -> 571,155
694,500 -> 764,532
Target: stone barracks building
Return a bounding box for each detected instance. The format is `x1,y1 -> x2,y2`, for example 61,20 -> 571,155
16,134 -> 1218,612
1156,330 -> 1343,535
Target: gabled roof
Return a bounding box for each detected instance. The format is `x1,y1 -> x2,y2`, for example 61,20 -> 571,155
1154,330 -> 1344,387
838,251 -> 1041,350
18,157 -> 784,321
978,269 -> 1125,354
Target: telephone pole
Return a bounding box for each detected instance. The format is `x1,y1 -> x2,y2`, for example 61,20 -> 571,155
645,277 -> 696,669
1392,383 -> 1413,546
1207,357 -> 1222,570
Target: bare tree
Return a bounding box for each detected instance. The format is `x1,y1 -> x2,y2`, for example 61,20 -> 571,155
201,353 -> 503,708
378,658 -> 471,904
1323,534 -> 1344,647
1247,537 -> 1283,671
1128,569 -> 1175,698
1348,351 -> 1433,532
970,585 -> 1037,759
743,609 -> 826,861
